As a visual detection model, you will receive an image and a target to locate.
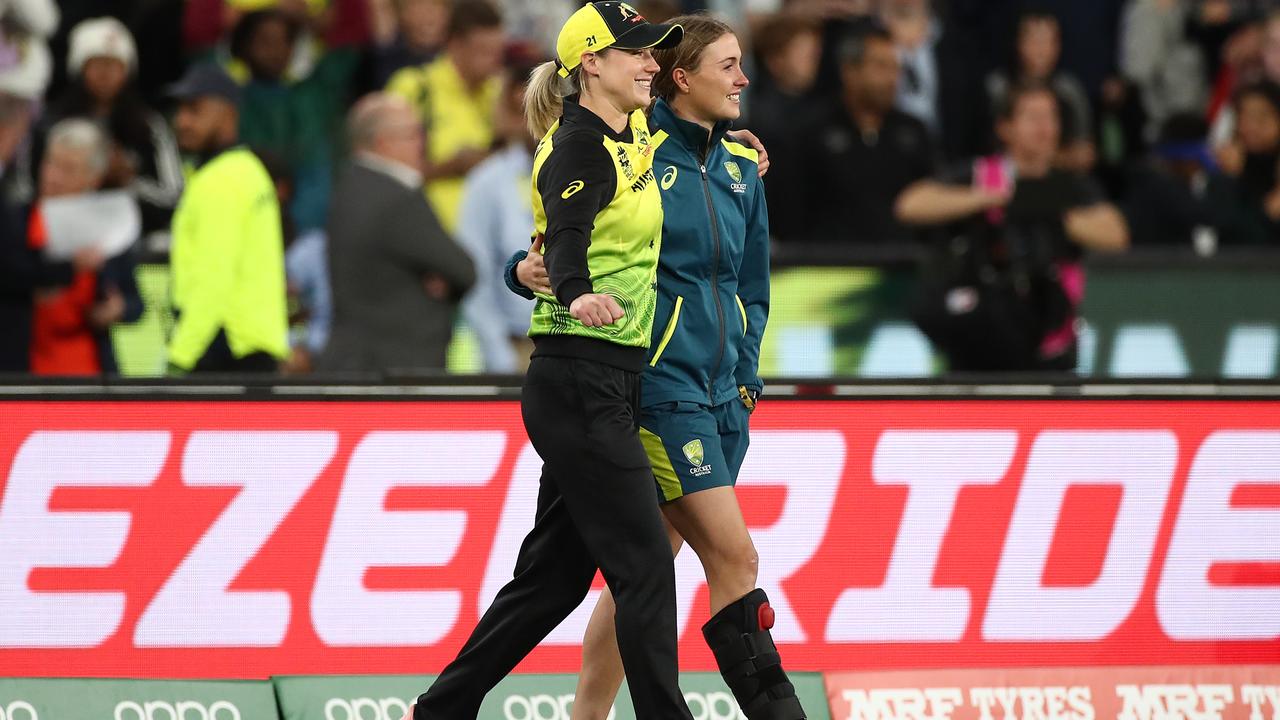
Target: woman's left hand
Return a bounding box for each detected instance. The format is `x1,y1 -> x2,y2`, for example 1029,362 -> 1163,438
725,129 -> 770,177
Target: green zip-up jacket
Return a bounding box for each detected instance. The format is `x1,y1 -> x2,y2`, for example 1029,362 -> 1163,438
641,98 -> 769,407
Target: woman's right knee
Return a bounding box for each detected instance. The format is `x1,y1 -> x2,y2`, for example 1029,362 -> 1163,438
704,536 -> 759,587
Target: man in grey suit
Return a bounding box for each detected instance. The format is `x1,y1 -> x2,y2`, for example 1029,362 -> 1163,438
320,93 -> 477,374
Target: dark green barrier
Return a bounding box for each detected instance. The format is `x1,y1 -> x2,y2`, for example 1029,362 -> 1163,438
271,672 -> 831,720
0,678 -> 278,720
273,675 -> 428,720
759,264 -> 1280,378
117,258 -> 1279,378
1082,265 -> 1280,377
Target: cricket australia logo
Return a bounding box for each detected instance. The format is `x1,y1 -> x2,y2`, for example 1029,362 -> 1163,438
725,161 -> 747,194
683,439 -> 713,476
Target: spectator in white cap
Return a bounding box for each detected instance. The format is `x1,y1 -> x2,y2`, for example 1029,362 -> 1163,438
0,40 -> 51,104
0,0 -> 57,101
38,17 -> 183,239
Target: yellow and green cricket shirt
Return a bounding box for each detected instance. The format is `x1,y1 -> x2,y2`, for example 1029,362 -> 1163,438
526,97 -> 664,372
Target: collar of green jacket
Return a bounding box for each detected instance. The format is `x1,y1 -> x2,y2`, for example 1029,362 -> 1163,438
650,98 -> 732,159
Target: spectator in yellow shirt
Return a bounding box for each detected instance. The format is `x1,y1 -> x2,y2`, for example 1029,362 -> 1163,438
385,0 -> 505,233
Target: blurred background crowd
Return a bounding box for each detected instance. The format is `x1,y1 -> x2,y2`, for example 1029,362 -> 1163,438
2,0 -> 1279,378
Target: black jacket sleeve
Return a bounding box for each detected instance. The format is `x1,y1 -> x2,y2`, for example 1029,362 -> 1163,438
536,132 -> 616,308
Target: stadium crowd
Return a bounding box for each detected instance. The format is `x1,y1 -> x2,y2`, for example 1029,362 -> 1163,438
1,0 -> 1278,375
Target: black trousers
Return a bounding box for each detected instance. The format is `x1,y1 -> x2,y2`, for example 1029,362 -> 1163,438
418,356 -> 692,720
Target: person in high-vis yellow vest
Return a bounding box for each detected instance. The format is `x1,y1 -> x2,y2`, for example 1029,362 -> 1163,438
166,64 -> 288,373
384,0 -> 505,233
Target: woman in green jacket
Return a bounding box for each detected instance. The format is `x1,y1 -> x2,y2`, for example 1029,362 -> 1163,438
511,14 -> 805,720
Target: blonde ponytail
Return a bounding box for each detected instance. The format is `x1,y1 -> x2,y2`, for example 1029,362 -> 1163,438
524,60 -> 577,139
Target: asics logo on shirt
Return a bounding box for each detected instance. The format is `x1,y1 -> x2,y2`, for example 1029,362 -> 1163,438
661,166 -> 678,190
561,180 -> 585,199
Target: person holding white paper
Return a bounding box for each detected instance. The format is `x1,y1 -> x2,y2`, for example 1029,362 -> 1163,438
27,119 -> 143,375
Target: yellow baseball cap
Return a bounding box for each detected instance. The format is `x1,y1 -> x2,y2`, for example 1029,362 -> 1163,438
556,2 -> 684,78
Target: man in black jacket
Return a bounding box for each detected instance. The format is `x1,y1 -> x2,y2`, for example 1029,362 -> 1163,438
318,93 -> 476,374
804,23 -> 937,245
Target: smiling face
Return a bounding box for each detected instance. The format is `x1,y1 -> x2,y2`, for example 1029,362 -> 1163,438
675,32 -> 749,124
584,47 -> 661,113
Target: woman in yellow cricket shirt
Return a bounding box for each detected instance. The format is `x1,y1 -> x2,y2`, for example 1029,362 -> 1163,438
405,4 -> 697,720
512,15 -> 808,720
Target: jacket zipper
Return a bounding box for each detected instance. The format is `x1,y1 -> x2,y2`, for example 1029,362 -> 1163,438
699,150 -> 725,406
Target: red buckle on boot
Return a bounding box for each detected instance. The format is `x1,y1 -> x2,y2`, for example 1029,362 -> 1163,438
758,602 -> 775,630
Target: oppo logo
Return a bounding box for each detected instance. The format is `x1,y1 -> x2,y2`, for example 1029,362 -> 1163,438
324,697 -> 412,720
0,701 -> 38,720
502,694 -> 616,720
113,700 -> 241,720
684,691 -> 744,720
